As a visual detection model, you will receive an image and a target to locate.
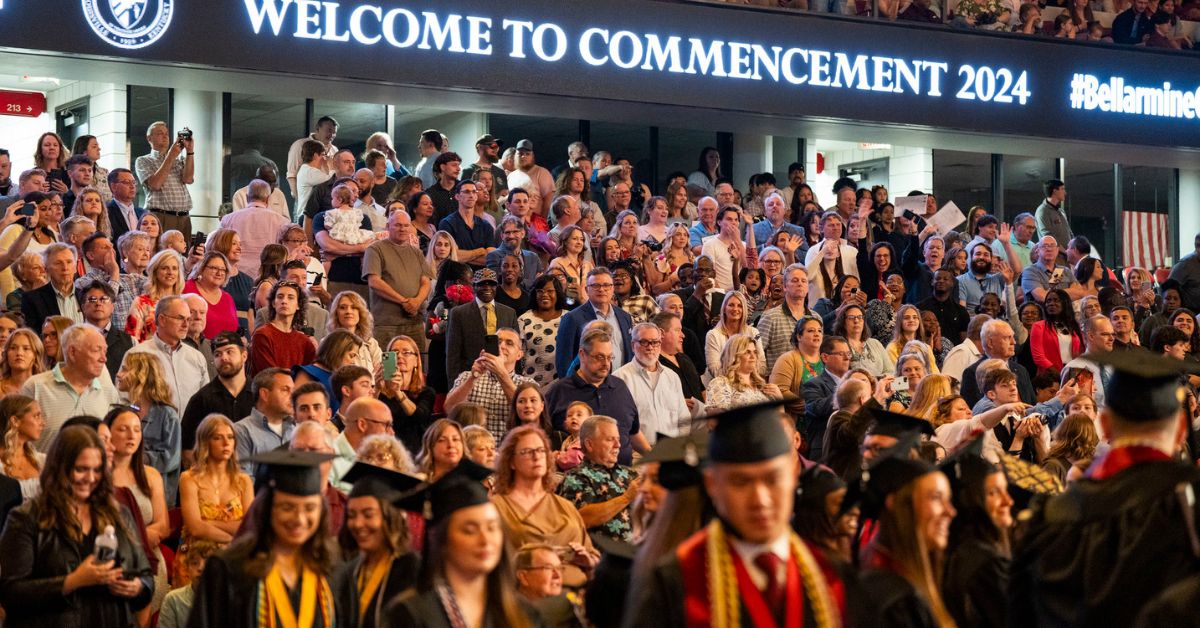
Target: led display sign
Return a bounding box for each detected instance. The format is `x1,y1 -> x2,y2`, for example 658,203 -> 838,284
0,0 -> 1197,149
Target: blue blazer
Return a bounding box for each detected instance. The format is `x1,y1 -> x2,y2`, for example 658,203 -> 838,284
107,199 -> 145,242
554,302 -> 635,378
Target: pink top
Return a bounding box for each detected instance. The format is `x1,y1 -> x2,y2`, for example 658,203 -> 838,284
184,279 -> 239,339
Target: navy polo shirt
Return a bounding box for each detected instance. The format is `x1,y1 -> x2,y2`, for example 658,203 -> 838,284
439,210 -> 496,253
545,373 -> 641,466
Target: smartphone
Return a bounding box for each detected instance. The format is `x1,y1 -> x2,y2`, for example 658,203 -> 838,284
17,202 -> 36,217
300,326 -> 315,337
1026,412 -> 1047,425
484,334 -> 500,356
892,377 -> 909,392
850,287 -> 859,296
1049,267 -> 1064,284
191,231 -> 206,249
46,169 -> 69,189
313,272 -> 324,285
382,351 -> 398,380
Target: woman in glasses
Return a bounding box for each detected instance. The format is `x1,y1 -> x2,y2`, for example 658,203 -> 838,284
490,425 -> 599,590
183,250 -> 238,340
250,280 -> 316,375
378,334 -> 435,457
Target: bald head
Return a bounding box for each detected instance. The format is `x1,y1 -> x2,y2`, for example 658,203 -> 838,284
347,397 -> 393,437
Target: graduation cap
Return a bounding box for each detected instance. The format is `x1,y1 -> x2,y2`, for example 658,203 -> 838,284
841,431 -> 936,519
248,450 -> 337,497
638,431 -> 708,490
341,462 -> 423,500
795,465 -> 846,514
866,407 -> 936,439
707,399 -> 791,464
938,433 -> 996,493
998,453 -> 1064,515
1084,350 -> 1200,422
393,459 -> 494,523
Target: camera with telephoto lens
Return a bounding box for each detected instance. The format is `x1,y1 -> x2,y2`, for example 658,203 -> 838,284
641,239 -> 664,253
177,128 -> 193,141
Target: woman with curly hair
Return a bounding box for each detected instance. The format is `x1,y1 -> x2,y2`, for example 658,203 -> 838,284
0,329 -> 44,395
490,424 -> 599,589
0,394 -> 44,500
69,186 -> 112,237
415,418 -> 465,482
327,291 -> 383,375
706,333 -> 784,412
251,280 -> 316,375
0,425 -> 153,626
32,132 -> 69,191
1042,412 -> 1100,485
115,352 -> 182,504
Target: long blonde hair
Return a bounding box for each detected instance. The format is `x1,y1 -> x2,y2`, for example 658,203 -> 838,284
0,329 -> 45,380
327,291 -> 374,340
0,394 -> 40,475
906,374 -> 954,421
718,290 -> 752,336
69,187 -> 111,235
146,249 -> 184,300
192,414 -> 241,476
425,230 -> 459,276
719,333 -> 766,391
120,352 -> 177,411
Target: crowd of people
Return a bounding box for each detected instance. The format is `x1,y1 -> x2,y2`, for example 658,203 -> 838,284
711,0 -> 1198,48
0,124 -> 1198,627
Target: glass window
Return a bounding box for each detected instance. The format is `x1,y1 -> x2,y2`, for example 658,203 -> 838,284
1063,160 -> 1115,262
127,85 -> 170,208
657,128 -> 717,195
1120,165 -> 1177,265
228,94 -> 305,207
311,100 -> 387,169
1003,155 -> 1057,220
487,114 -> 579,174
934,150 -> 991,221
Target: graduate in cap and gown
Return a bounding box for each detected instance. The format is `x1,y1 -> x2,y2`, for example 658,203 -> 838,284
848,408 -> 935,553
385,460 -> 545,628
332,463 -> 423,628
940,435 -> 1013,628
1009,350 -> 1200,627
188,450 -> 339,628
626,400 -> 847,628
845,432 -> 957,628
792,465 -> 857,564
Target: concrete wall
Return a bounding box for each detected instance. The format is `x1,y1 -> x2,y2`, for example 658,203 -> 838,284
0,81 -> 127,174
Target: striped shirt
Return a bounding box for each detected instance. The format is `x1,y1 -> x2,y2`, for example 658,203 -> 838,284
22,364 -> 120,452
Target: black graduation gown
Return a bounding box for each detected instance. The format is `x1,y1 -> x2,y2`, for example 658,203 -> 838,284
1135,573 -> 1200,627
384,588 -> 546,627
857,569 -> 938,628
1009,461 -> 1200,627
331,553 -> 420,628
187,539 -> 333,628
943,538 -> 1008,628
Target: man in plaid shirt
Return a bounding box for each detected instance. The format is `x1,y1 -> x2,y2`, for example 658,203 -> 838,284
134,121 -> 195,239
444,327 -> 535,443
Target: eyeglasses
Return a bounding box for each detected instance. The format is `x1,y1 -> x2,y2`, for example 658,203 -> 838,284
823,351 -> 852,359
160,313 -> 187,323
85,296 -> 112,304
844,314 -> 864,321
363,418 -> 394,431
587,283 -> 614,290
204,265 -> 228,275
397,350 -> 419,358
517,447 -> 548,458
636,339 -> 661,348
584,352 -> 613,363
284,238 -> 307,245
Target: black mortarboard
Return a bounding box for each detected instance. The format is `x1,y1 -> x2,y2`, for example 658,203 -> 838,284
248,450 -> 337,497
841,431 -> 936,519
866,407 -> 936,438
1084,350 -> 1200,422
393,459 -> 493,523
998,453 -> 1063,515
639,431 -> 708,490
938,434 -> 996,493
341,462 -> 423,500
707,400 -> 791,464
795,465 -> 846,514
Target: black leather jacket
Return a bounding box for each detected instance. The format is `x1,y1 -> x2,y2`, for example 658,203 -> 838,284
0,501 -> 154,628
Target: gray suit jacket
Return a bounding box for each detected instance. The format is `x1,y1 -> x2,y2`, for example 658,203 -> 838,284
445,300 -> 517,385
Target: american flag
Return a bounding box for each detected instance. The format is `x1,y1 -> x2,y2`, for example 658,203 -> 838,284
1122,211 -> 1169,270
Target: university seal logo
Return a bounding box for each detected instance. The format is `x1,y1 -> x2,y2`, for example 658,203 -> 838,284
82,0 -> 173,50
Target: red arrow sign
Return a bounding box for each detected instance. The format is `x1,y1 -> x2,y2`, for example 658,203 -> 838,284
0,91 -> 46,118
